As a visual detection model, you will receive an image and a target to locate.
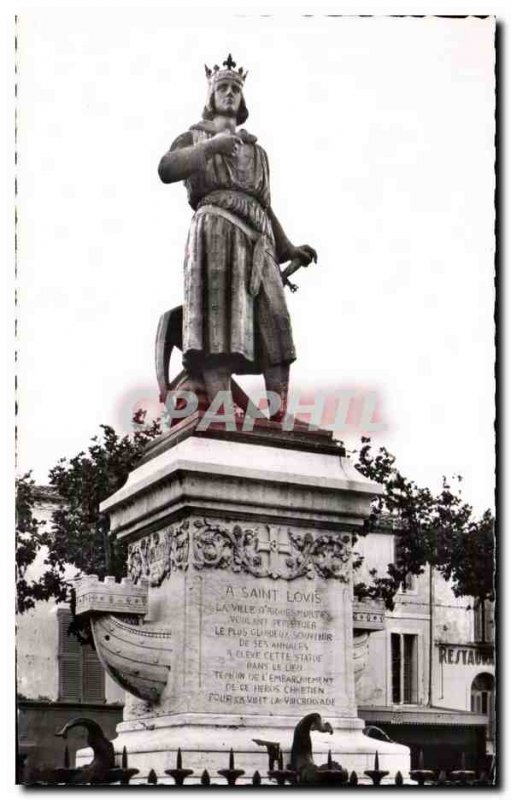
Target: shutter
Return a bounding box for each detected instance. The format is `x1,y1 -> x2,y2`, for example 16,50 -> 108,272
58,609 -> 82,701
60,657 -> 82,701
58,610 -> 81,654
58,611 -> 106,702
473,600 -> 493,642
83,645 -> 106,703
403,634 -> 418,703
484,601 -> 494,644
391,633 -> 401,703
473,601 -> 483,641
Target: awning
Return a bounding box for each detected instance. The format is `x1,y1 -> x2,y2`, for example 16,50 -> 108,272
359,705 -> 488,727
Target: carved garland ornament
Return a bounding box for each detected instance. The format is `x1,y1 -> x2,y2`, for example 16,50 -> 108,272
127,519 -> 351,585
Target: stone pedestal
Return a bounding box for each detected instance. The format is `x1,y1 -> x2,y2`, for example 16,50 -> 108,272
77,416 -> 410,782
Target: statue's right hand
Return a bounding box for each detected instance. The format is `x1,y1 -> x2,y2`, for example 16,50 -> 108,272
205,131 -> 243,157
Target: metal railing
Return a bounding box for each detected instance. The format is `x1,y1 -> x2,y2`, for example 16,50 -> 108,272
18,716 -> 496,787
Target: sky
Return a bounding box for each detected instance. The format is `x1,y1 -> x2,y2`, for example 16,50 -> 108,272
15,11 -> 495,515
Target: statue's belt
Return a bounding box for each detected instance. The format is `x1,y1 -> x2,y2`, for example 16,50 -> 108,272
194,203 -> 276,298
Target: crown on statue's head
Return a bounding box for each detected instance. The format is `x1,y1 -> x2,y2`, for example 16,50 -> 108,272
204,54 -> 248,89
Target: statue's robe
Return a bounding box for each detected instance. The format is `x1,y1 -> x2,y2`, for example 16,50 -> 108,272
165,121 -> 296,375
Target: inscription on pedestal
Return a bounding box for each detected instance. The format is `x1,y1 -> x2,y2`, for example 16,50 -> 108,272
196,573 -> 350,716
127,518 -> 356,719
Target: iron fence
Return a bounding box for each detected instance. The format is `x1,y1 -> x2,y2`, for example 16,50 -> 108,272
18,715 -> 496,787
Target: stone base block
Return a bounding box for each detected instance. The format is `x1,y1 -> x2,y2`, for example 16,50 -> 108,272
79,422 -> 411,784
76,713 -> 410,784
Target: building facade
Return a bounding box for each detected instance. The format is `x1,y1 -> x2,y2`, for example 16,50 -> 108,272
354,523 -> 494,772
16,486 -> 124,773
17,489 -> 495,775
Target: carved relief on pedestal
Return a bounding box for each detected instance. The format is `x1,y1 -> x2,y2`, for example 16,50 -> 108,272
126,518 -> 352,584
287,530 -> 351,581
91,615 -> 172,703
74,575 -> 172,705
126,523 -> 189,587
352,604 -> 387,704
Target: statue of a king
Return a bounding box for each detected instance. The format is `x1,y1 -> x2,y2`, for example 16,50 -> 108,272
158,55 -> 317,421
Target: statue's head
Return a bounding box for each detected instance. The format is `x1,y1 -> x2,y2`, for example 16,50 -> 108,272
203,54 -> 249,125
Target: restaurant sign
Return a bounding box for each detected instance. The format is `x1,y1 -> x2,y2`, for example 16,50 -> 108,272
438,644 -> 494,666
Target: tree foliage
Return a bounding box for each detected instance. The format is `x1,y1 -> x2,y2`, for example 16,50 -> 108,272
17,427 -> 494,621
15,412 -> 162,618
15,473 -> 57,612
441,509 -> 495,603
352,437 -> 495,609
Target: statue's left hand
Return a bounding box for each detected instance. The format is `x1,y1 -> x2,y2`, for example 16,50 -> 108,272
289,244 -> 318,267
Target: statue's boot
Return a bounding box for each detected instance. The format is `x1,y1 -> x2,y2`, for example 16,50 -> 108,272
263,363 -> 290,423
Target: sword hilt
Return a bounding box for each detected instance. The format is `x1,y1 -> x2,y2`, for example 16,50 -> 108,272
281,257 -> 305,292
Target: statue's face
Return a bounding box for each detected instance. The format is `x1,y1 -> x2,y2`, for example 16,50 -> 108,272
213,79 -> 242,116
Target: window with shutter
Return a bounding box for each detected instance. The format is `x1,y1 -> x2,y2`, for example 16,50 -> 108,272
83,646 -> 106,702
57,609 -> 105,703
391,633 -> 401,703
403,634 -> 418,703
390,632 -> 419,704
473,599 -> 495,643
58,609 -> 82,701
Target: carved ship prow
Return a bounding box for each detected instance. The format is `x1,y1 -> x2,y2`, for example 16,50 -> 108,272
74,571 -> 385,706
74,575 -> 172,704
